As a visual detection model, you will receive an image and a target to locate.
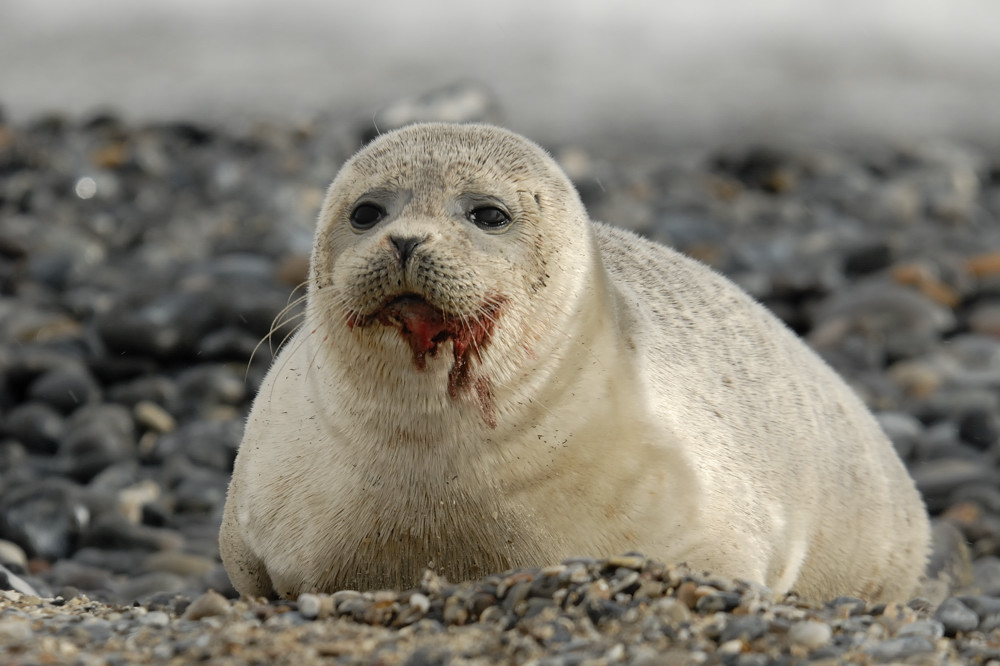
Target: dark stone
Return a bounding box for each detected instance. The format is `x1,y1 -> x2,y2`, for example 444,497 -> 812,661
710,146 -> 797,194
27,365 -> 102,414
0,479 -> 86,559
174,365 -> 247,415
959,409 -> 1000,450
935,597 -> 980,635
695,591 -> 742,613
78,514 -> 182,553
843,242 -> 892,277
106,375 -> 180,412
61,404 -> 137,481
1,402 -> 64,454
152,418 -> 242,472
720,615 -> 769,643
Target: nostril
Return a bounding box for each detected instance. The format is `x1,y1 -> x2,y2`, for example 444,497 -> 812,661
389,235 -> 425,265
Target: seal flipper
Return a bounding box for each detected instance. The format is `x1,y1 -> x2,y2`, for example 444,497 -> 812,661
219,485 -> 277,599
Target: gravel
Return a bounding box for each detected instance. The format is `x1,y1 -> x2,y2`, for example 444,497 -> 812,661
2,86 -> 1000,661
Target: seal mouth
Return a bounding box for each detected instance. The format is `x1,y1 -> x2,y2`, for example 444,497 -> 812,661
372,294 -> 453,369
347,292 -> 506,422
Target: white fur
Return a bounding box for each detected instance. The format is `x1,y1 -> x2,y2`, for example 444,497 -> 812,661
220,123 -> 929,602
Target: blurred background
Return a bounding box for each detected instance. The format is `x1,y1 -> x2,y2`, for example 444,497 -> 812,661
3,0 -> 999,151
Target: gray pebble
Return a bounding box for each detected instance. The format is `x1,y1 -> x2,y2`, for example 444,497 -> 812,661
896,619 -> 944,640
862,636 -> 935,660
1,402 -> 65,454
719,615 -> 768,643
28,365 -> 102,414
61,403 -> 136,482
0,539 -> 28,571
140,610 -> 171,628
182,589 -> 230,620
972,556 -> 1000,597
788,620 -> 832,648
0,563 -> 40,596
298,592 -> 321,620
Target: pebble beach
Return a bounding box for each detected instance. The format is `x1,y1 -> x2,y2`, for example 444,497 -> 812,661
2,85 -> 1000,663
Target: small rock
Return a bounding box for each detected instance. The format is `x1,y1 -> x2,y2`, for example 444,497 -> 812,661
935,597 -> 981,635
297,592 -> 322,620
788,620 -> 832,648
0,539 -> 28,571
61,404 -> 137,482
0,563 -> 40,596
1,402 -> 65,454
896,619 -> 944,640
0,615 -> 33,644
958,409 -> 999,450
133,400 -> 177,434
182,589 -> 230,620
28,365 -> 102,414
139,610 -> 171,628
862,636 -> 935,660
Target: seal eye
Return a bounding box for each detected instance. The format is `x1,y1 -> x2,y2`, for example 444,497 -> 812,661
350,203 -> 385,230
468,206 -> 511,230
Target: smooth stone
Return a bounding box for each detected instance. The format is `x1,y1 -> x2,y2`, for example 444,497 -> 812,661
968,301 -> 1000,336
910,458 -> 999,499
151,418 -> 242,472
43,559 -> 115,595
0,539 -> 28,571
143,551 -> 217,577
0,563 -> 40,596
174,365 -> 247,414
164,462 -> 230,514
79,514 -> 183,552
935,597 -> 980,634
0,615 -> 34,644
133,401 -> 177,434
695,592 -> 741,613
61,404 -> 136,481
1,402 -> 65,454
972,557 -> 1000,596
809,280 -> 954,361
0,479 -> 86,559
182,589 -> 230,620
27,365 -> 102,414
367,82 -> 501,142
958,409 -> 999,450
862,636 -> 935,660
203,564 -> 238,599
788,620 -> 832,648
106,375 -> 180,412
719,615 -> 768,643
298,592 -> 322,620
114,571 -> 192,604
139,611 -> 172,628
72,547 -> 148,575
896,620 -> 945,640
96,289 -> 223,359
875,411 -> 923,460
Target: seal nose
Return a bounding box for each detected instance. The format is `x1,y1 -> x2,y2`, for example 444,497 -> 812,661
389,235 -> 425,266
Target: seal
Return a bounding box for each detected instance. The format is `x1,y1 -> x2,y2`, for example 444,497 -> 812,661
219,123 -> 930,602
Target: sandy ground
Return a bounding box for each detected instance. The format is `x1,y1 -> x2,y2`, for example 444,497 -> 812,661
2,0 -> 1000,152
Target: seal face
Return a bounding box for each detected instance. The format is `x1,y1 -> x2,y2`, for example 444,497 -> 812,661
220,123 -> 930,602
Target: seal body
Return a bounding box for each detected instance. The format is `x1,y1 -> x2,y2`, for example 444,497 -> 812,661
220,123 -> 930,602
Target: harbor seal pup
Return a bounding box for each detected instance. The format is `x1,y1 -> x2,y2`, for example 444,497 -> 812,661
219,123 -> 930,602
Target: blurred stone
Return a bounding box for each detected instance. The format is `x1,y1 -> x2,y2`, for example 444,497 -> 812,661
1,402 -> 64,454
27,364 -> 102,414
365,82 -> 502,142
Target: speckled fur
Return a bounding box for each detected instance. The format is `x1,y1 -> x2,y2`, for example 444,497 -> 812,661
220,123 -> 930,602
